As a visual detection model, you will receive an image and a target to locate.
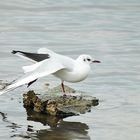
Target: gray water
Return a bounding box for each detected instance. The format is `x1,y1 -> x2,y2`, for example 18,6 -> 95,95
0,0 -> 140,140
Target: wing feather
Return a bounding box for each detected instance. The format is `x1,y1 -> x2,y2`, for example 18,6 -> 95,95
0,58 -> 65,94
12,50 -> 50,62
22,61 -> 44,73
0,48 -> 75,95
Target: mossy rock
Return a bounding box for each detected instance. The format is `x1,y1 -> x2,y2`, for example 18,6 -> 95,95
23,85 -> 99,118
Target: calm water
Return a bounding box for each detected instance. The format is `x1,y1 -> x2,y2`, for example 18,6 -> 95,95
0,0 -> 140,140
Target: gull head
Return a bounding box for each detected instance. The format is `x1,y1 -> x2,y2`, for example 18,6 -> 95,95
77,54 -> 101,65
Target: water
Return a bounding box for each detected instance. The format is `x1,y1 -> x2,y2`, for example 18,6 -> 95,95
0,0 -> 140,140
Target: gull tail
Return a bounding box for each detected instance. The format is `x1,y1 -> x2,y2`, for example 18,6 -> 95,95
0,86 -> 13,95
0,73 -> 39,95
0,81 -> 15,95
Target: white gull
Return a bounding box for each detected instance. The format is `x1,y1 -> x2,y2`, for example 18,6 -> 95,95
0,48 -> 100,95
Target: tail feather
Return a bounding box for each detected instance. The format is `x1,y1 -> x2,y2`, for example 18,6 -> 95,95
0,81 -> 23,95
0,82 -> 11,95
0,87 -> 13,95
0,73 -> 39,95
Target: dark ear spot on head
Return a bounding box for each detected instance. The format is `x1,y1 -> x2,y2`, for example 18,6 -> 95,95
84,58 -> 86,62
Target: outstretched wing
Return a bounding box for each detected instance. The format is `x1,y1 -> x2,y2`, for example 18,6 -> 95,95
0,57 -> 65,95
12,48 -> 74,73
0,48 -> 75,95
12,50 -> 50,62
12,48 -> 57,73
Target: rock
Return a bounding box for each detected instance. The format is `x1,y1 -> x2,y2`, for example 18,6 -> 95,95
23,85 -> 99,118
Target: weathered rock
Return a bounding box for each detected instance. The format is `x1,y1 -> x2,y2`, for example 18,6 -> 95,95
23,85 -> 99,118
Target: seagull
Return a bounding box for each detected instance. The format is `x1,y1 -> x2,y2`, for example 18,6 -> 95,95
0,48 -> 100,95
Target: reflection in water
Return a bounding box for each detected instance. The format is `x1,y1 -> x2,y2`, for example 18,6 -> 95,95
26,108 -> 60,127
34,121 -> 90,140
0,111 -> 22,131
26,109 -> 90,140
0,111 -> 7,121
0,111 -> 29,139
1,110 -> 91,140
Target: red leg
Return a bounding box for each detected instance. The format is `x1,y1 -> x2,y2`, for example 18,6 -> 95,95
61,82 -> 65,93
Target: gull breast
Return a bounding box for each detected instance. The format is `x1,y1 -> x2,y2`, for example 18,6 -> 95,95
54,64 -> 90,83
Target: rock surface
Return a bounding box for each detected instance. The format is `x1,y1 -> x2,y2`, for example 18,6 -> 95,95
23,85 -> 99,118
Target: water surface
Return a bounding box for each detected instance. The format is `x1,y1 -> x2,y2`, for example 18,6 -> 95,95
0,0 -> 140,140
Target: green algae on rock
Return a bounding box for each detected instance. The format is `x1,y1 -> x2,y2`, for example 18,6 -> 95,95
23,85 -> 99,118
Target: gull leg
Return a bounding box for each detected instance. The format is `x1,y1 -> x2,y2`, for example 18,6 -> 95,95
61,82 -> 65,93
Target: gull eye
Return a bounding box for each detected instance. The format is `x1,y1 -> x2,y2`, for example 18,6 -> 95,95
87,58 -> 91,61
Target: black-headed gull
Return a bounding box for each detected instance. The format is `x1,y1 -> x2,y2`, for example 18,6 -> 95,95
0,48 -> 100,95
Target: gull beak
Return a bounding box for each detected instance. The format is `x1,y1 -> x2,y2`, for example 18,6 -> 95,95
92,60 -> 101,63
